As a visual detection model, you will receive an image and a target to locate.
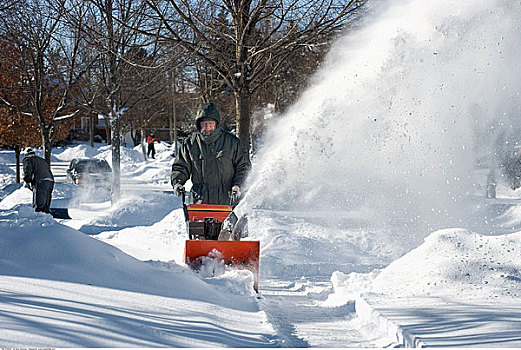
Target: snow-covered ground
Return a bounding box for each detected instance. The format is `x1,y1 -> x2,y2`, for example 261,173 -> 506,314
0,140 -> 520,347
0,144 -> 279,347
2,0 -> 521,347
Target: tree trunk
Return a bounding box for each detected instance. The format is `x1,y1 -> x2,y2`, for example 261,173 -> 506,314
170,102 -> 178,156
141,128 -> 147,159
104,118 -> 112,145
169,114 -> 173,142
111,116 -> 121,203
131,128 -> 140,146
15,145 -> 21,183
41,128 -> 52,165
90,113 -> 94,147
235,90 -> 251,150
44,140 -> 52,165
170,72 -> 178,155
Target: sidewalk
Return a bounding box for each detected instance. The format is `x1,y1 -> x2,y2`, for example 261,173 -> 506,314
356,292 -> 521,347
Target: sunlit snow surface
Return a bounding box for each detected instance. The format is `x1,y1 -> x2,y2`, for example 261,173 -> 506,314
0,145 -> 277,347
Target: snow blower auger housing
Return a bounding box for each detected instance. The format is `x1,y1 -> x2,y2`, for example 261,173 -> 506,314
181,193 -> 260,292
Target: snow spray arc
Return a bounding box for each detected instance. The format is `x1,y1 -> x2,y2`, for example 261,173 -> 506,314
244,0 -> 521,234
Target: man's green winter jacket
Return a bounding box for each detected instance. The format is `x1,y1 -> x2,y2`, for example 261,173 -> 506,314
171,126 -> 251,205
23,154 -> 54,186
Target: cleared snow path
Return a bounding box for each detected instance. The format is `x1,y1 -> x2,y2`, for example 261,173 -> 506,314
259,279 -> 395,348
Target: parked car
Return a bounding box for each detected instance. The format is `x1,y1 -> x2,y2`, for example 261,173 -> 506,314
66,158 -> 112,188
486,145 -> 521,198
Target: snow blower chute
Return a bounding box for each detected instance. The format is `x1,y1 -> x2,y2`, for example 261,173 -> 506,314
181,191 -> 260,292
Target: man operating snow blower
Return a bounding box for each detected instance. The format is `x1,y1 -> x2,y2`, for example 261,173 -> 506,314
171,102 -> 251,206
171,102 -> 259,291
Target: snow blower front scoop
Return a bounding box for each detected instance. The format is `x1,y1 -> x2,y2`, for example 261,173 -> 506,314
182,204 -> 260,292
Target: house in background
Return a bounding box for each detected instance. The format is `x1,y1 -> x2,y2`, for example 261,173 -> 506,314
68,113 -> 108,143
67,111 -> 187,149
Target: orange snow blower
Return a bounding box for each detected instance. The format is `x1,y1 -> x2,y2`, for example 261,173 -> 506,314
181,191 -> 260,292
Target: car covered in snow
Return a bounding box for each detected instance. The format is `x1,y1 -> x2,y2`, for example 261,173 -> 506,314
66,158 -> 112,188
501,145 -> 521,189
486,145 -> 521,198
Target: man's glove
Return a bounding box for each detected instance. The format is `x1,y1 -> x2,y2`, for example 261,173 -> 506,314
231,185 -> 241,198
173,183 -> 185,197
230,185 -> 241,204
24,182 -> 32,191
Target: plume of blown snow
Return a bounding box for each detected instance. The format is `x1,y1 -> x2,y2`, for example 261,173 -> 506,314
242,0 -> 521,242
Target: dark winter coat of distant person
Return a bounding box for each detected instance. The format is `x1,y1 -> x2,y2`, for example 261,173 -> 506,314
171,102 -> 251,205
23,149 -> 54,213
147,132 -> 158,159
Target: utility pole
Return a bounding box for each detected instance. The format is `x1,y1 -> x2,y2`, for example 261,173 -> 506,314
89,113 -> 94,147
171,71 -> 178,156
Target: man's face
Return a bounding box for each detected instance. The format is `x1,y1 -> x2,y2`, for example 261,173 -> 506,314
200,120 -> 216,133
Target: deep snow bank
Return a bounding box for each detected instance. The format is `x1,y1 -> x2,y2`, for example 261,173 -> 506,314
349,228 -> 521,347
370,228 -> 521,299
52,143 -> 101,161
328,228 -> 521,304
0,204 -> 252,309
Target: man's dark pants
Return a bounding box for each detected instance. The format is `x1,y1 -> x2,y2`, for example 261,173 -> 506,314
33,180 -> 54,213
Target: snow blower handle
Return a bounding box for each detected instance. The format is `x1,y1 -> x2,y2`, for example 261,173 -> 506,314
180,187 -> 186,203
230,185 -> 241,207
178,187 -> 189,223
174,184 -> 189,222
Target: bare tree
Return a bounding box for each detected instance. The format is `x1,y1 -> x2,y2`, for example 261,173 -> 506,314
265,43 -> 329,108
144,0 -> 367,149
0,0 -> 16,12
63,0 -> 169,202
0,0 -> 80,163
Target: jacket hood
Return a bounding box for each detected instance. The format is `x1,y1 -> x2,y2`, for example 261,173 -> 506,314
195,103 -> 221,130
25,148 -> 35,157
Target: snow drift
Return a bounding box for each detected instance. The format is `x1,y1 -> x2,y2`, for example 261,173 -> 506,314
372,228 -> 521,299
0,204 -> 244,306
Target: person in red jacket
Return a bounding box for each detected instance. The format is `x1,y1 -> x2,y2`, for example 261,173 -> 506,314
147,132 -> 158,159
